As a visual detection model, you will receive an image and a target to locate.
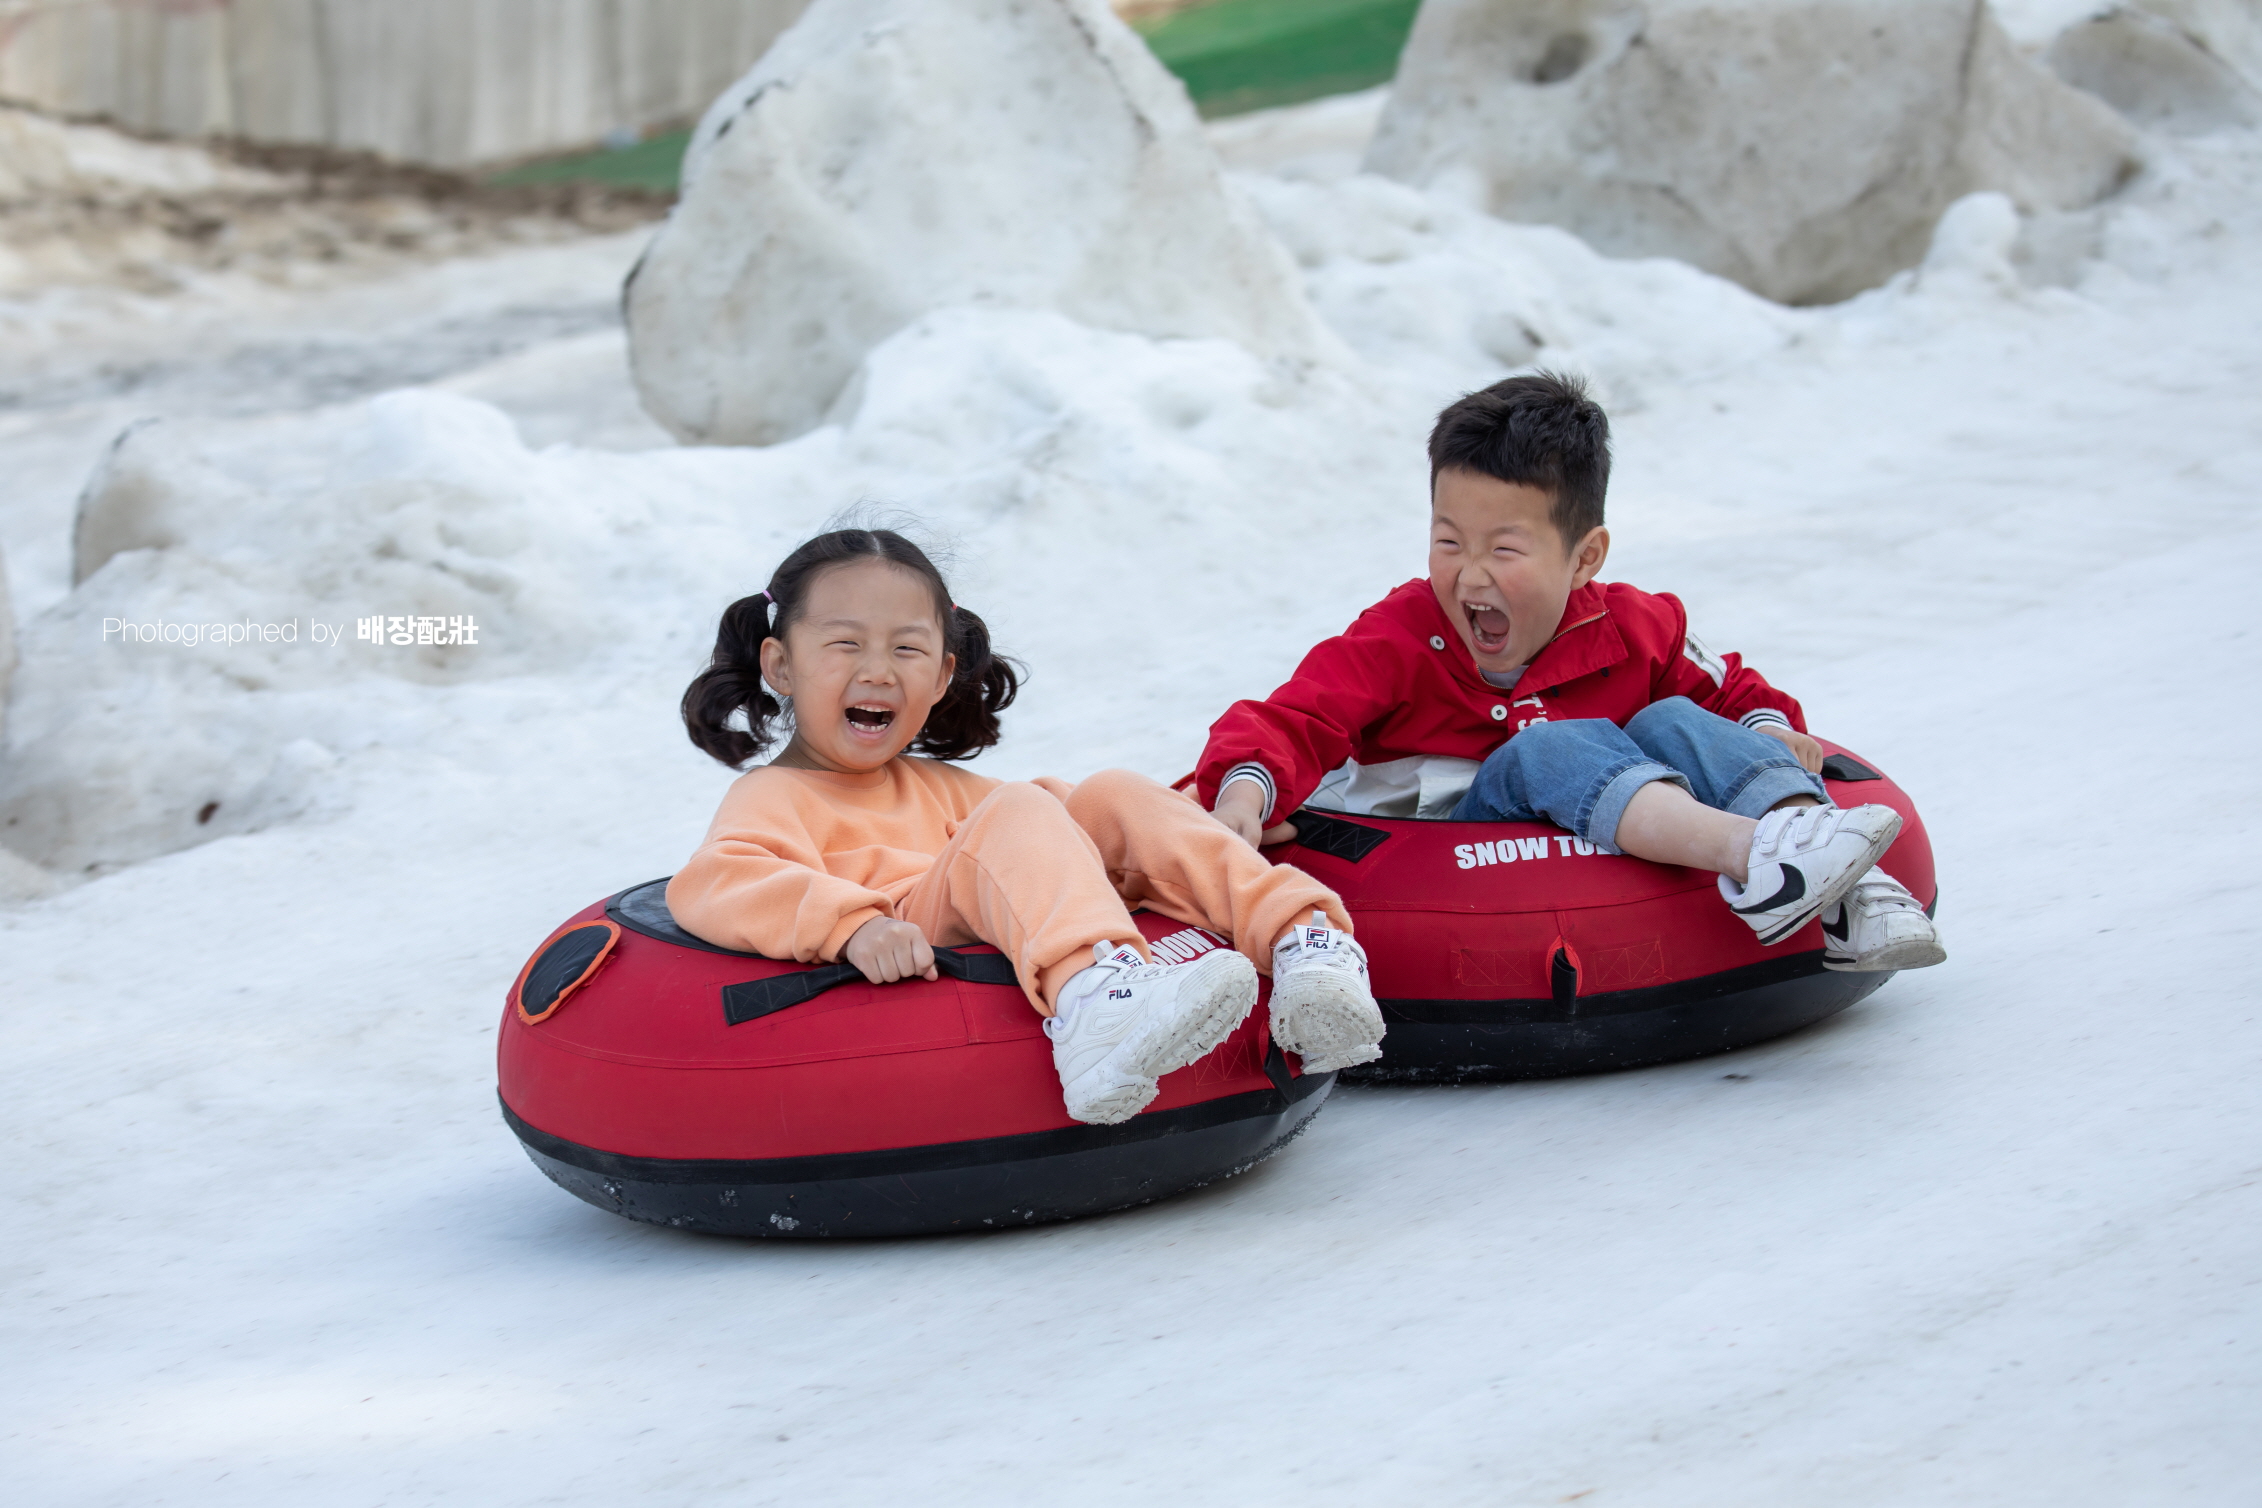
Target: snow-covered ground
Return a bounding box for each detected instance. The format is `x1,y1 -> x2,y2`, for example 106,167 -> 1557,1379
5,73 -> 2261,1508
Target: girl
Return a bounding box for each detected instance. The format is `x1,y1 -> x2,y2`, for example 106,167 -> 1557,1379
668,528 -> 1387,1125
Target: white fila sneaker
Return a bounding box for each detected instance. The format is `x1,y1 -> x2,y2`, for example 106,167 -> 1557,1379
1821,870 -> 1946,972
1046,941 -> 1259,1125
1719,803 -> 1903,946
1269,911 -> 1385,1072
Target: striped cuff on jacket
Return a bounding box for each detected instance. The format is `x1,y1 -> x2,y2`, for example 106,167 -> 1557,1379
1218,763 -> 1276,824
1739,708 -> 1793,733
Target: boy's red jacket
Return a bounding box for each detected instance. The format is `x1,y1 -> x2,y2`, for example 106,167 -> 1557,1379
1194,578 -> 1806,819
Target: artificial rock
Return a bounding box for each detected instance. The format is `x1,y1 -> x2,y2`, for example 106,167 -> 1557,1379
1365,0 -> 2141,304
625,0 -> 1328,445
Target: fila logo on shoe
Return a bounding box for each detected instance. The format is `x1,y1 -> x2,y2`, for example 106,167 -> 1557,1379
1149,927 -> 1223,964
1453,834 -> 1603,869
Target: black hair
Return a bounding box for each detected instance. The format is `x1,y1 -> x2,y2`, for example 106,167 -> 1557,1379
681,528 -> 1022,768
1427,371 -> 1612,548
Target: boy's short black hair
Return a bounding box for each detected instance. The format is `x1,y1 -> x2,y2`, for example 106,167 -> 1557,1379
1427,371 -> 1611,549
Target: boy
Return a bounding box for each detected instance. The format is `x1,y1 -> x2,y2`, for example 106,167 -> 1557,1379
1197,373 -> 1942,973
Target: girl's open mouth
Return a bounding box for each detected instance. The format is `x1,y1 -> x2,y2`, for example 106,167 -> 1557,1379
845,705 -> 897,732
1463,603 -> 1511,656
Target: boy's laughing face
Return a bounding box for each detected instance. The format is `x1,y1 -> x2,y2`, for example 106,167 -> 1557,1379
1429,466 -> 1609,675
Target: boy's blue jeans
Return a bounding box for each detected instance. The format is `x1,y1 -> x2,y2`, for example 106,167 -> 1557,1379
1450,697 -> 1828,853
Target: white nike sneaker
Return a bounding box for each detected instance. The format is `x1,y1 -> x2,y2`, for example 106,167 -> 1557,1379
1269,911 -> 1386,1072
1821,869 -> 1946,972
1719,802 -> 1903,946
1046,941 -> 1259,1125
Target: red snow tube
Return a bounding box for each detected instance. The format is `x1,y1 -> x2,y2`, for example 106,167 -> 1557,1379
1263,744 -> 1936,1080
496,886 -> 1329,1238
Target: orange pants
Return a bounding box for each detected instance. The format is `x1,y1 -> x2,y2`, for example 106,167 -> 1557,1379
893,768 -> 1349,1014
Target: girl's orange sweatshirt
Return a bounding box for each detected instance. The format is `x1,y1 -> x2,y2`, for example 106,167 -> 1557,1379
666,756 -> 1016,962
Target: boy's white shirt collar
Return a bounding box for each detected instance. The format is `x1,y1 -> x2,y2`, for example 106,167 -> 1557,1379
1309,755 -> 1482,821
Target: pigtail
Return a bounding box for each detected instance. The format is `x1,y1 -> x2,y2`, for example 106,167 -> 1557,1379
681,591 -> 784,768
909,604 -> 1023,761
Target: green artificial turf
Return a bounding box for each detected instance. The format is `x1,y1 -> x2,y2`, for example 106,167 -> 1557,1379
487,0 -> 1419,191
488,127 -> 691,191
1135,0 -> 1420,118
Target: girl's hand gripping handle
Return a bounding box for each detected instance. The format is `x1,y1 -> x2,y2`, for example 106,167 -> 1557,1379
843,916 -> 939,983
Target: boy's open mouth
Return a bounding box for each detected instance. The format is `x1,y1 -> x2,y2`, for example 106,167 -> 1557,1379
1463,603 -> 1511,656
845,704 -> 896,730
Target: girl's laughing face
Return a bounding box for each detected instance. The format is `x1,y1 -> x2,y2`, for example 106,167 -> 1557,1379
758,558 -> 956,774
1429,466 -> 1609,675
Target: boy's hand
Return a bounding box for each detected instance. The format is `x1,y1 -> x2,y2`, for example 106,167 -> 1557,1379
1756,723 -> 1826,774
1214,780 -> 1298,849
843,916 -> 937,984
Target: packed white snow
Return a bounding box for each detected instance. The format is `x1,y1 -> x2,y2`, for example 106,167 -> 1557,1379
4,30 -> 2261,1508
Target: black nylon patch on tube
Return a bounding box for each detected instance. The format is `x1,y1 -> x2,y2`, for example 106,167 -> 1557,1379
521,925 -> 613,1018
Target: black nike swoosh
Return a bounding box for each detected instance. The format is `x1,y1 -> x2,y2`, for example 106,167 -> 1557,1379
1820,906 -> 1850,942
1730,865 -> 1805,915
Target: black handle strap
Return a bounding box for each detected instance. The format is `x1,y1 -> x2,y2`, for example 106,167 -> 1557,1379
1285,809 -> 1391,863
1551,946 -> 1580,1015
722,945 -> 1022,1026
1261,1041 -> 1294,1098
1819,753 -> 1883,782
934,947 -> 1022,989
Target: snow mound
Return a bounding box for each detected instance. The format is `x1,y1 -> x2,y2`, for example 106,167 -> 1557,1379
1233,169 -> 1799,407
0,542 -> 13,737
3,390 -> 740,872
623,0 -> 1332,446
0,103 -> 283,204
1205,87 -> 1389,181
2048,1 -> 2262,133
0,102 -> 282,291
1911,191 -> 2026,299
1363,0 -> 2141,305
65,395 -> 616,662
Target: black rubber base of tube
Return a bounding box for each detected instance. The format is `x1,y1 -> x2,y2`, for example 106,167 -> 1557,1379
1346,956 -> 1890,1084
505,1068 -> 1334,1238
